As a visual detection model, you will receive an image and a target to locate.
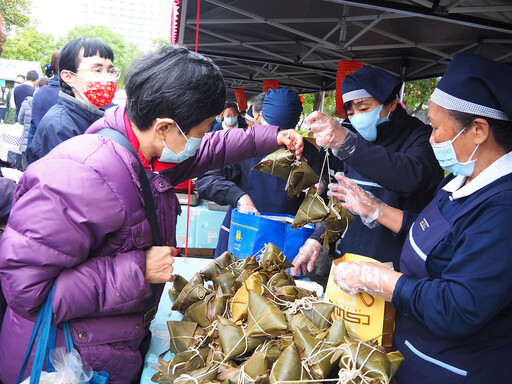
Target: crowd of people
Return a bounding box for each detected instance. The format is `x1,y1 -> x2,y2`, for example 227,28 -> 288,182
0,31 -> 511,384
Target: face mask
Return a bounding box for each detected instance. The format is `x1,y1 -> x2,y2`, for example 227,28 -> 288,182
81,80 -> 117,107
349,104 -> 388,142
431,126 -> 479,177
159,122 -> 202,163
215,116 -> 222,123
224,116 -> 238,126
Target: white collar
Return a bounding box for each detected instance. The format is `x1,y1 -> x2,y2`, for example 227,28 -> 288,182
443,151 -> 512,199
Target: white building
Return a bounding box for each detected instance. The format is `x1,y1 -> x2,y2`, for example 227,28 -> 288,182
80,0 -> 173,52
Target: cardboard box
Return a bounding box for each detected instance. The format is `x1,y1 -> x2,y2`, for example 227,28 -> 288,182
324,253 -> 395,349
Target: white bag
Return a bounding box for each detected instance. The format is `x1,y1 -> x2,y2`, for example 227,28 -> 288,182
0,122 -> 24,159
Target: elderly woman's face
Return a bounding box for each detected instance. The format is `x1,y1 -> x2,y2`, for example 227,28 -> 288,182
428,101 -> 477,163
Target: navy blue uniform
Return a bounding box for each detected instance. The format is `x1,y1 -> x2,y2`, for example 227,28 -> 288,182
392,166 -> 512,383
311,105 -> 443,269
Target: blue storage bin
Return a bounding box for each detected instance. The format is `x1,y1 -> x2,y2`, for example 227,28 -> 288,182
228,209 -> 315,261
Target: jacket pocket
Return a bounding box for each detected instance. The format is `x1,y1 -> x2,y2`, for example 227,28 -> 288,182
402,339 -> 468,383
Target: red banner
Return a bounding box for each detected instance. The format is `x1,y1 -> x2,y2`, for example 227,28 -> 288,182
234,88 -> 248,111
335,61 -> 363,117
263,80 -> 279,92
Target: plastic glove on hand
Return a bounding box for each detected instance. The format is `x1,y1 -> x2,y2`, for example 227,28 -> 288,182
329,173 -> 384,228
333,261 -> 399,302
290,239 -> 322,276
304,111 -> 348,149
236,194 -> 260,215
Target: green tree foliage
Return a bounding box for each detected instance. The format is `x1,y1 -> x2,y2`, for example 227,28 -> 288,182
2,26 -> 56,69
0,0 -> 31,31
403,78 -> 439,114
58,24 -> 143,88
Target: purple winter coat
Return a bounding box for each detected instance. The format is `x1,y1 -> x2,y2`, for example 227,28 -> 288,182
0,106 -> 279,384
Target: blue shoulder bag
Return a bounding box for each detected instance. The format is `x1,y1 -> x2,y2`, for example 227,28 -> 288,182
16,285 -> 109,384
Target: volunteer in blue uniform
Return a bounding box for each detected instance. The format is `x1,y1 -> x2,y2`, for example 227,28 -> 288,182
329,53 -> 512,384
197,88 -> 319,258
291,67 -> 443,275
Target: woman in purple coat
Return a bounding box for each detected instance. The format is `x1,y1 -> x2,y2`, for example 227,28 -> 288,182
0,46 -> 303,384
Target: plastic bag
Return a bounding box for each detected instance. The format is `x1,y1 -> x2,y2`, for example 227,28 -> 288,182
22,348 -> 94,384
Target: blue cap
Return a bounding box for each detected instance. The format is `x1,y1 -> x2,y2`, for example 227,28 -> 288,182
262,88 -> 303,129
431,53 -> 512,121
342,67 -> 402,104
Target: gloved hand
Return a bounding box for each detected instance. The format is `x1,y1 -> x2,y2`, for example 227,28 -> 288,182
290,239 -> 322,276
333,261 -> 400,302
328,173 -> 384,228
304,111 -> 356,155
236,194 -> 260,215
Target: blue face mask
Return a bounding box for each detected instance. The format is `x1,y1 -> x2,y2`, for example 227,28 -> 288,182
159,122 -> 202,163
224,116 -> 238,126
215,116 -> 222,123
348,104 -> 388,142
431,126 -> 479,177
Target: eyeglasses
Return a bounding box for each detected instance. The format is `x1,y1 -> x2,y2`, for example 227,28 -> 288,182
76,67 -> 121,80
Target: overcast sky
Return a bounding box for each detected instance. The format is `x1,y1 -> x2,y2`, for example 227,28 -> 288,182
29,0 -> 82,38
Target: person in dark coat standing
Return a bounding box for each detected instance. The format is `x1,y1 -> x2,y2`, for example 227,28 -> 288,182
27,38 -> 118,163
329,52 -> 512,384
13,70 -> 38,120
291,67 -> 444,275
27,49 -> 61,149
197,88 -> 320,258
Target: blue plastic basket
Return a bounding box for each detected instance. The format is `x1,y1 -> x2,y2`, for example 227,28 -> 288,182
228,209 -> 315,261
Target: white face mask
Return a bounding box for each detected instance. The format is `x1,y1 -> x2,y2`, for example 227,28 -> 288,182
158,121 -> 202,163
224,116 -> 238,126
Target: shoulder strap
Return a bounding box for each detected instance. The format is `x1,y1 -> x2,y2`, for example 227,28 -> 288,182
451,181 -> 512,223
96,128 -> 161,329
96,128 -> 162,246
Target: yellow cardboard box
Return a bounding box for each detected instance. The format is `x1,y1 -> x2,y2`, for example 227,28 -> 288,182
324,253 -> 395,349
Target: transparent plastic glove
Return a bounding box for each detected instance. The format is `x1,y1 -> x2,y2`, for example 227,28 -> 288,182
328,173 -> 385,229
290,239 -> 322,276
304,111 -> 357,159
333,261 -> 398,302
236,194 -> 260,215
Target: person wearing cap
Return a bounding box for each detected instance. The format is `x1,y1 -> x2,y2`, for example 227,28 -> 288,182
197,88 -> 319,258
328,53 -> 512,383
245,105 -> 256,127
291,67 -> 443,275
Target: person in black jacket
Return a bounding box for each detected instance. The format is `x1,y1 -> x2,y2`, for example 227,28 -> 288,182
27,38 -> 118,163
291,66 -> 444,275
197,88 -> 320,258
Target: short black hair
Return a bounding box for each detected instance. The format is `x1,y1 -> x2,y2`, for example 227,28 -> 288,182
224,102 -> 238,113
16,74 -> 26,80
58,38 -> 114,96
447,110 -> 512,153
125,45 -> 226,133
26,70 -> 39,81
252,92 -> 266,114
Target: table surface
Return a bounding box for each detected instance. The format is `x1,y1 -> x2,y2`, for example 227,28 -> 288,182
138,257 -> 324,383
140,257 -> 211,384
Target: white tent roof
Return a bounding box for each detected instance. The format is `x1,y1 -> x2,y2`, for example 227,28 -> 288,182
0,59 -> 44,82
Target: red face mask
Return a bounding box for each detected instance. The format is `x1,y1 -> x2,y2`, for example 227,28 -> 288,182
83,80 -> 117,107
